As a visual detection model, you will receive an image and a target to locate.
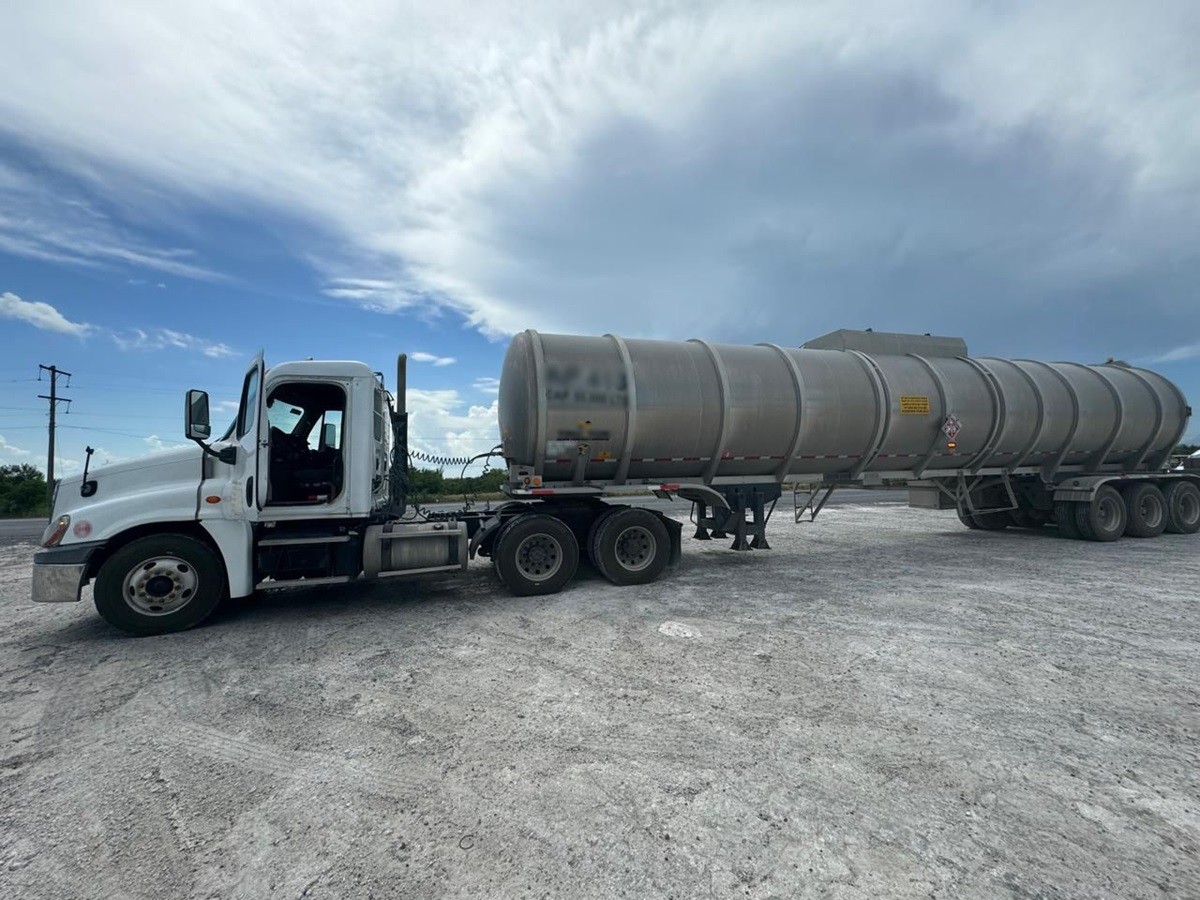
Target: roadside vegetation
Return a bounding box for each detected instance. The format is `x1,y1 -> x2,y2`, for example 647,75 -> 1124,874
406,466 -> 507,504
0,465 -> 49,518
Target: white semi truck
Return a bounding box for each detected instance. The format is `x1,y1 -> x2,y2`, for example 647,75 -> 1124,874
31,330 -> 1199,635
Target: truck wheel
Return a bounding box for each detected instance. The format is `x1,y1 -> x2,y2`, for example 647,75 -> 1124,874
93,534 -> 226,636
1074,485 -> 1125,542
493,514 -> 579,596
584,507 -> 623,567
955,502 -> 981,530
1055,501 -> 1083,539
589,508 -> 671,586
1009,507 -> 1048,529
974,511 -> 1010,530
1163,481 -> 1200,534
1121,483 -> 1167,538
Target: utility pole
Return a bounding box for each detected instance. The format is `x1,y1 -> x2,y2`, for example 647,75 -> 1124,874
38,364 -> 72,509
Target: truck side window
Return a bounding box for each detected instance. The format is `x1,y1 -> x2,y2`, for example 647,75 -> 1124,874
237,368 -> 260,439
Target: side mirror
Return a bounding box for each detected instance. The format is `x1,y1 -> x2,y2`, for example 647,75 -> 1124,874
321,422 -> 337,450
186,390 -> 212,441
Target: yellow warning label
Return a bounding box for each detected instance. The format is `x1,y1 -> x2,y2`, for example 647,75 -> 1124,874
900,395 -> 931,415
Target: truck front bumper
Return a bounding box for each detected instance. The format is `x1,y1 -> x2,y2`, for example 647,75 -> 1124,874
31,541 -> 104,603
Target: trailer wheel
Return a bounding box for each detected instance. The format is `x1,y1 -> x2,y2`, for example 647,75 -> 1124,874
493,514 -> 579,596
1054,501 -> 1083,539
1163,481 -> 1200,534
1074,485 -> 1125,542
589,508 -> 671,586
1121,483 -> 1167,538
955,502 -> 981,530
1009,507 -> 1049,529
93,534 -> 226,636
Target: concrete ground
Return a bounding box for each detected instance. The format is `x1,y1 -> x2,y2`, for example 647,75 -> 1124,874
1,497 -> 1197,899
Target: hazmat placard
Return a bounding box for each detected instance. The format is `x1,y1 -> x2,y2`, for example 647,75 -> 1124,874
899,395 -> 931,415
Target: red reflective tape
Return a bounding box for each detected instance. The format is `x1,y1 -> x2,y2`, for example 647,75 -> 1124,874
660,483 -> 681,491
682,456 -> 701,462
801,455 -> 818,460
531,488 -> 555,496
554,457 -> 572,463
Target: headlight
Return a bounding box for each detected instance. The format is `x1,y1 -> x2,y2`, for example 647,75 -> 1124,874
41,515 -> 70,548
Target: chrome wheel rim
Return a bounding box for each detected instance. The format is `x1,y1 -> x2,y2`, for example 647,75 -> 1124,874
614,525 -> 655,571
122,556 -> 198,616
514,534 -> 562,582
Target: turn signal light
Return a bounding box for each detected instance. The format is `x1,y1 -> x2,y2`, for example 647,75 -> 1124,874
41,515 -> 71,548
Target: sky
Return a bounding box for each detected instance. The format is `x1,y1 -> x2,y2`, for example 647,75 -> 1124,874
1,0 -> 1198,479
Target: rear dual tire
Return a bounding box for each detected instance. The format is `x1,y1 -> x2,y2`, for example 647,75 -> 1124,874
492,514 -> 579,596
1121,483 -> 1167,539
1164,481 -> 1200,535
587,508 -> 671,586
1074,485 -> 1125,542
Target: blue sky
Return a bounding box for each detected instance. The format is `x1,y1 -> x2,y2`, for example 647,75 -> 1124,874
2,1 -> 1198,477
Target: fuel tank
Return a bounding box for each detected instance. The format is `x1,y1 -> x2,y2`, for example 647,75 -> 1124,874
497,329 -> 1190,484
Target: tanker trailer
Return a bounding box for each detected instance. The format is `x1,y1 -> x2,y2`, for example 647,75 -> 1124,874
492,329 -> 1197,568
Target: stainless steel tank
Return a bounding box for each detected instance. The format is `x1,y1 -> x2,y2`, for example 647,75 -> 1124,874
498,330 -> 1190,485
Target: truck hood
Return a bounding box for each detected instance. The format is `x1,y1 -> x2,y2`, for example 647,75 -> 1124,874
55,444 -> 206,518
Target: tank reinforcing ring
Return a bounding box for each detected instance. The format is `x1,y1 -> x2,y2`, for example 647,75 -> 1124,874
514,533 -> 564,582
122,555 -> 200,616
613,525 -> 656,572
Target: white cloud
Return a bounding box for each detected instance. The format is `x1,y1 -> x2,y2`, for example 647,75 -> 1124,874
472,376 -> 501,395
111,328 -> 237,358
0,435 -> 93,476
0,2 -> 1197,361
405,388 -> 500,471
409,351 -> 456,367
1154,343 -> 1200,363
0,434 -> 33,461
0,291 -> 91,337
144,434 -> 186,453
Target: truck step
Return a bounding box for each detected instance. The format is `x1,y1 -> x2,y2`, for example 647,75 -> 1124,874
258,535 -> 352,547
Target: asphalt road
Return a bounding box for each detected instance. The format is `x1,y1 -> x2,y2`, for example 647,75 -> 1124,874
0,519 -> 44,547
2,496 -> 1197,898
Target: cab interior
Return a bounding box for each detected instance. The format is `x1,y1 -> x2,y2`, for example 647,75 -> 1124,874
265,382 -> 346,505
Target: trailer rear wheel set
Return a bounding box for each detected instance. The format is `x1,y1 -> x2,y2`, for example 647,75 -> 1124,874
964,478 -> 1200,542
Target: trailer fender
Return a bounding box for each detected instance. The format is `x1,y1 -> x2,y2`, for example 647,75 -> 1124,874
1052,472 -> 1200,503
201,519 -> 255,598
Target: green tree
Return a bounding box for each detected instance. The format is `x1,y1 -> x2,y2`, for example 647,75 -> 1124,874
407,467 -> 445,500
0,464 -> 49,518
1176,443 -> 1198,456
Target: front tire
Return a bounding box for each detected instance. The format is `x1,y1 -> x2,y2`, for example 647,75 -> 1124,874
94,534 -> 226,636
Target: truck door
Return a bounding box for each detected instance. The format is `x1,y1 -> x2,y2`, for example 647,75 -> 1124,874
231,353 -> 266,517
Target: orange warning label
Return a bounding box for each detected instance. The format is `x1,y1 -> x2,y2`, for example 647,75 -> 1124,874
900,395 -> 931,415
